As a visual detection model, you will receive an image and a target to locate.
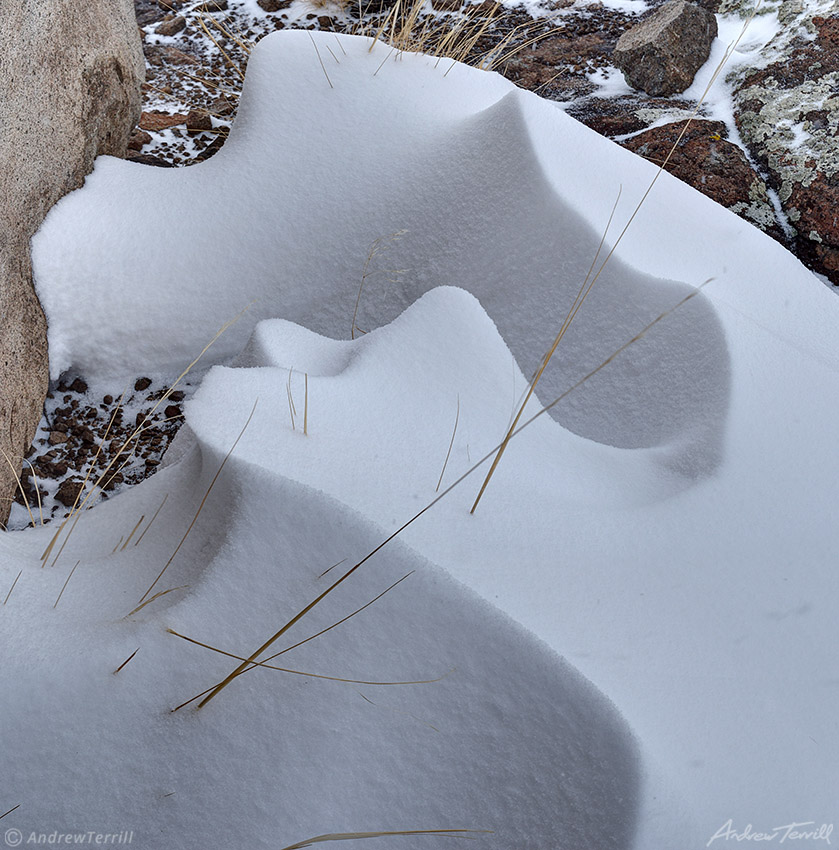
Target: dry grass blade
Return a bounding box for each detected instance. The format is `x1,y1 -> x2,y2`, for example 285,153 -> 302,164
470,185 -> 622,514
3,570 -> 22,605
127,585 -> 189,618
304,373 -> 309,436
136,399 -> 257,605
436,396 -> 460,492
53,560 -> 80,609
22,459 -> 44,526
469,5 -> 759,513
0,448 -> 36,529
40,390 -> 126,565
279,829 -> 490,850
170,572 -> 418,710
266,572 -> 414,657
309,32 -> 335,89
198,14 -> 246,81
134,494 -> 170,548
167,628 -> 448,686
113,648 -> 140,675
47,310 -> 245,569
0,804 -> 20,820
121,515 -> 146,551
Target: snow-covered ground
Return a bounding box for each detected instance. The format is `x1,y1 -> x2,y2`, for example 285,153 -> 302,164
1,28 -> 837,850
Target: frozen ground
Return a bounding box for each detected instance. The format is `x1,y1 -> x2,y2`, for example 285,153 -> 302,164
2,25 -> 837,850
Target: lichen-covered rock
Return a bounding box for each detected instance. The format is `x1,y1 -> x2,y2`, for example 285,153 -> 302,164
0,1 -> 144,524
613,0 -> 718,96
620,119 -> 785,239
731,6 -> 839,283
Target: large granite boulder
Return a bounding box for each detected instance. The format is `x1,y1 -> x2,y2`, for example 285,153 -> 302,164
613,0 -> 718,96
0,1 -> 144,525
729,3 -> 839,284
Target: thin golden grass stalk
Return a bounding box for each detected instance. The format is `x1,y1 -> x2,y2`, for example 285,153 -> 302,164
481,23 -> 561,72
0,448 -> 36,529
197,14 -> 246,81
470,185 -> 622,513
309,32 -> 335,88
111,536 -> 125,555
136,400 -> 258,606
181,70 -> 241,98
318,558 -> 347,579
23,460 -> 44,526
356,690 -> 441,732
127,585 -> 189,618
262,572 -> 414,657
121,515 -> 146,551
436,396 -> 460,492
44,309 -> 246,566
172,572 -> 416,710
469,6 -> 759,512
304,373 -> 309,436
279,829 -> 490,849
191,278 -> 712,706
53,560 -> 80,608
134,494 -> 170,547
203,12 -> 252,55
0,804 -> 20,821
113,648 -> 140,675
167,628 -> 448,687
3,570 -> 22,605
41,391 -> 126,566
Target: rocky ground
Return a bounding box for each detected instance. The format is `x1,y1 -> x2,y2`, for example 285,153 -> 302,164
11,0 -> 838,527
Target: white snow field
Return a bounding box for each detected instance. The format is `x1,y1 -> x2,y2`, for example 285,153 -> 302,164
3,28 -> 835,850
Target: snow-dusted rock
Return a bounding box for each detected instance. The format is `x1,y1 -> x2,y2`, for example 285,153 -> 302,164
613,0 -> 718,96
730,6 -> 839,283
0,0 -> 144,523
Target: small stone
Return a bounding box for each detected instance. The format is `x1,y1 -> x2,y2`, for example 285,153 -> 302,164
431,0 -> 462,11
47,430 -> 69,446
257,0 -> 291,9
210,95 -> 235,117
127,128 -> 153,151
55,479 -> 85,508
69,377 -> 88,394
155,15 -> 186,37
164,404 -> 182,419
103,395 -> 114,405
197,0 -> 228,10
169,391 -> 185,402
135,377 -> 152,392
186,108 -> 213,133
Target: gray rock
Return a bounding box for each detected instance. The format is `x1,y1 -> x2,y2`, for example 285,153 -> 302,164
613,0 -> 718,96
730,6 -> 839,284
0,1 -> 144,525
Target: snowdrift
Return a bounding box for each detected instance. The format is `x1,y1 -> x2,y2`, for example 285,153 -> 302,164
0,28 -> 834,850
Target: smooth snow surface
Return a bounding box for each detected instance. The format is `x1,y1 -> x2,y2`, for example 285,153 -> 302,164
7,29 -> 838,850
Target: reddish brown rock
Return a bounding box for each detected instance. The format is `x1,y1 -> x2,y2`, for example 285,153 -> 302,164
186,108 -> 213,133
139,110 -> 188,131
128,128 -> 153,151
621,119 -> 784,239
155,15 -> 186,36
